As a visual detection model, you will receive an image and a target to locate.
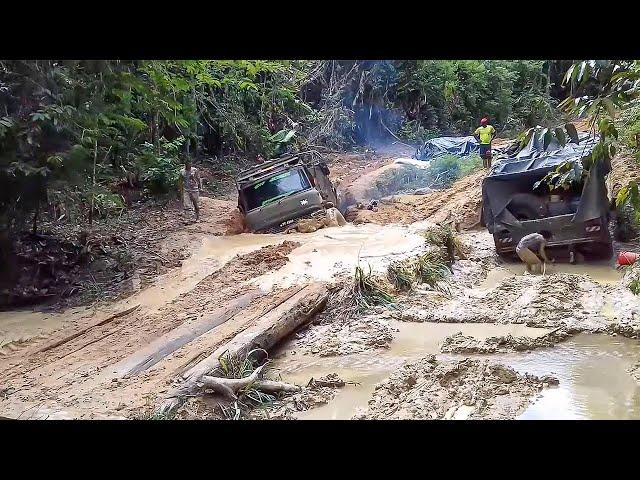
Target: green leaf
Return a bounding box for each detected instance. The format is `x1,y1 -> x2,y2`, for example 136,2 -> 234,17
602,98 -> 618,119
47,155 -> 64,168
542,128 -> 553,150
565,123 -> 579,143
554,127 -> 567,147
577,62 -> 587,84
0,116 -> 14,128
563,64 -> 576,86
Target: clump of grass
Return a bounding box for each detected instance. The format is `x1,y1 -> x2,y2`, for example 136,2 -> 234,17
322,264 -> 395,323
623,264 -> 640,295
387,251 -> 451,293
423,224 -> 468,264
132,407 -> 177,420
214,348 -> 266,379
415,251 -> 451,291
387,259 -> 417,291
353,265 -> 395,309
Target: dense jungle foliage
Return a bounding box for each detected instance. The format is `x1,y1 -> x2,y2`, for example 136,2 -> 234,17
0,60 -> 563,232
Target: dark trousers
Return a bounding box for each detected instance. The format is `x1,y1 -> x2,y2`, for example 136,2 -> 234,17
479,143 -> 492,168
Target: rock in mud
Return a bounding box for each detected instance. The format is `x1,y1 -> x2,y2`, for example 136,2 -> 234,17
440,329 -> 571,354
353,356 -> 558,420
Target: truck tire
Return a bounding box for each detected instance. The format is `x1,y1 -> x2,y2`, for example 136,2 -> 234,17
581,240 -> 614,260
598,241 -> 614,260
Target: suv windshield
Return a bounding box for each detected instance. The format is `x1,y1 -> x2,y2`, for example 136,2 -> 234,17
242,168 -> 311,211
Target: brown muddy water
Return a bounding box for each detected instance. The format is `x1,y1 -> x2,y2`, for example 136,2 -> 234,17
0,223 -> 426,349
480,260 -> 623,291
501,334 -> 640,420
0,307 -> 90,352
271,321 -> 551,420
271,322 -> 640,420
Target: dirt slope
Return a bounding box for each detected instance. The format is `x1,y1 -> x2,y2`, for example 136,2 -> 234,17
347,168 -> 486,229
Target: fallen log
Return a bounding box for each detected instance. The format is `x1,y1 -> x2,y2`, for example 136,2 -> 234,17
109,290 -> 263,378
250,380 -> 301,394
159,283 -> 327,414
174,286 -> 306,374
200,375 -> 302,399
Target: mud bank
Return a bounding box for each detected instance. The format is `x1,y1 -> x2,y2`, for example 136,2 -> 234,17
353,356 -> 557,420
296,312 -> 395,357
403,270 -> 640,337
347,168 -> 485,229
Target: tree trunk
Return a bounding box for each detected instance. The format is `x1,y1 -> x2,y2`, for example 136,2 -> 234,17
158,283 -> 328,414
89,139 -> 97,226
200,374 -> 301,399
154,111 -> 160,155
32,196 -> 40,235
109,290 -> 263,378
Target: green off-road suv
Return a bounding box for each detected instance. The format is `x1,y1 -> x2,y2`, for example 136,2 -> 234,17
235,153 -> 339,233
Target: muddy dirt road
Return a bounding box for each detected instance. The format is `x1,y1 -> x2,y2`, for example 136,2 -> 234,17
2,147 -> 640,420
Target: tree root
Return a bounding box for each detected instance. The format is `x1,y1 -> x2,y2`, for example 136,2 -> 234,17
200,363 -> 301,399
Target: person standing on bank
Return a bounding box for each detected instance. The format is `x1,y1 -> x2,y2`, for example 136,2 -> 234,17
180,159 -> 203,222
474,117 -> 496,168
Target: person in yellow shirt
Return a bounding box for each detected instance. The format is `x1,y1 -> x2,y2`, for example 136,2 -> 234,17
474,117 -> 496,168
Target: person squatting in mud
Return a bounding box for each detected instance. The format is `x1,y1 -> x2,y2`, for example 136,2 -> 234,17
474,117 -> 496,168
516,231 -> 552,274
180,159 -> 203,222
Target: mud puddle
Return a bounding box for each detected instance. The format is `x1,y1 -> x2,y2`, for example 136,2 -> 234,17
488,333 -> 640,420
274,321 -> 640,419
0,223 -> 426,351
271,321 -> 551,420
480,260 -> 621,290
245,224 -> 424,290
0,307 -> 90,352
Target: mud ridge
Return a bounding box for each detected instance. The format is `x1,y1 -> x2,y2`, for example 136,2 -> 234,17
353,356 -> 558,420
440,328 -> 572,354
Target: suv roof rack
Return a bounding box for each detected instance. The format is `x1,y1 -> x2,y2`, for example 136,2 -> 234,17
236,154 -> 304,186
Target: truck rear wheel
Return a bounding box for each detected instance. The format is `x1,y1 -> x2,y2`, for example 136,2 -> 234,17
580,241 -> 614,260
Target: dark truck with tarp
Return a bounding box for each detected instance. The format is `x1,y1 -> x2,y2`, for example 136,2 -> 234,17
481,128 -> 613,261
235,153 -> 339,233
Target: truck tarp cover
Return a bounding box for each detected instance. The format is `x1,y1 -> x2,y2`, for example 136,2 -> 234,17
482,131 -> 611,232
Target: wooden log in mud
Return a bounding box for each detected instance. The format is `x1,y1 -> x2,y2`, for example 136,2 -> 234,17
110,290 -> 263,377
158,282 -> 328,414
200,363 -> 269,399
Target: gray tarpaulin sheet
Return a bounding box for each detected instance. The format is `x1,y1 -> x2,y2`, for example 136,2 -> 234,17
415,135 -> 517,161
481,131 -> 610,232
415,136 -> 481,160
